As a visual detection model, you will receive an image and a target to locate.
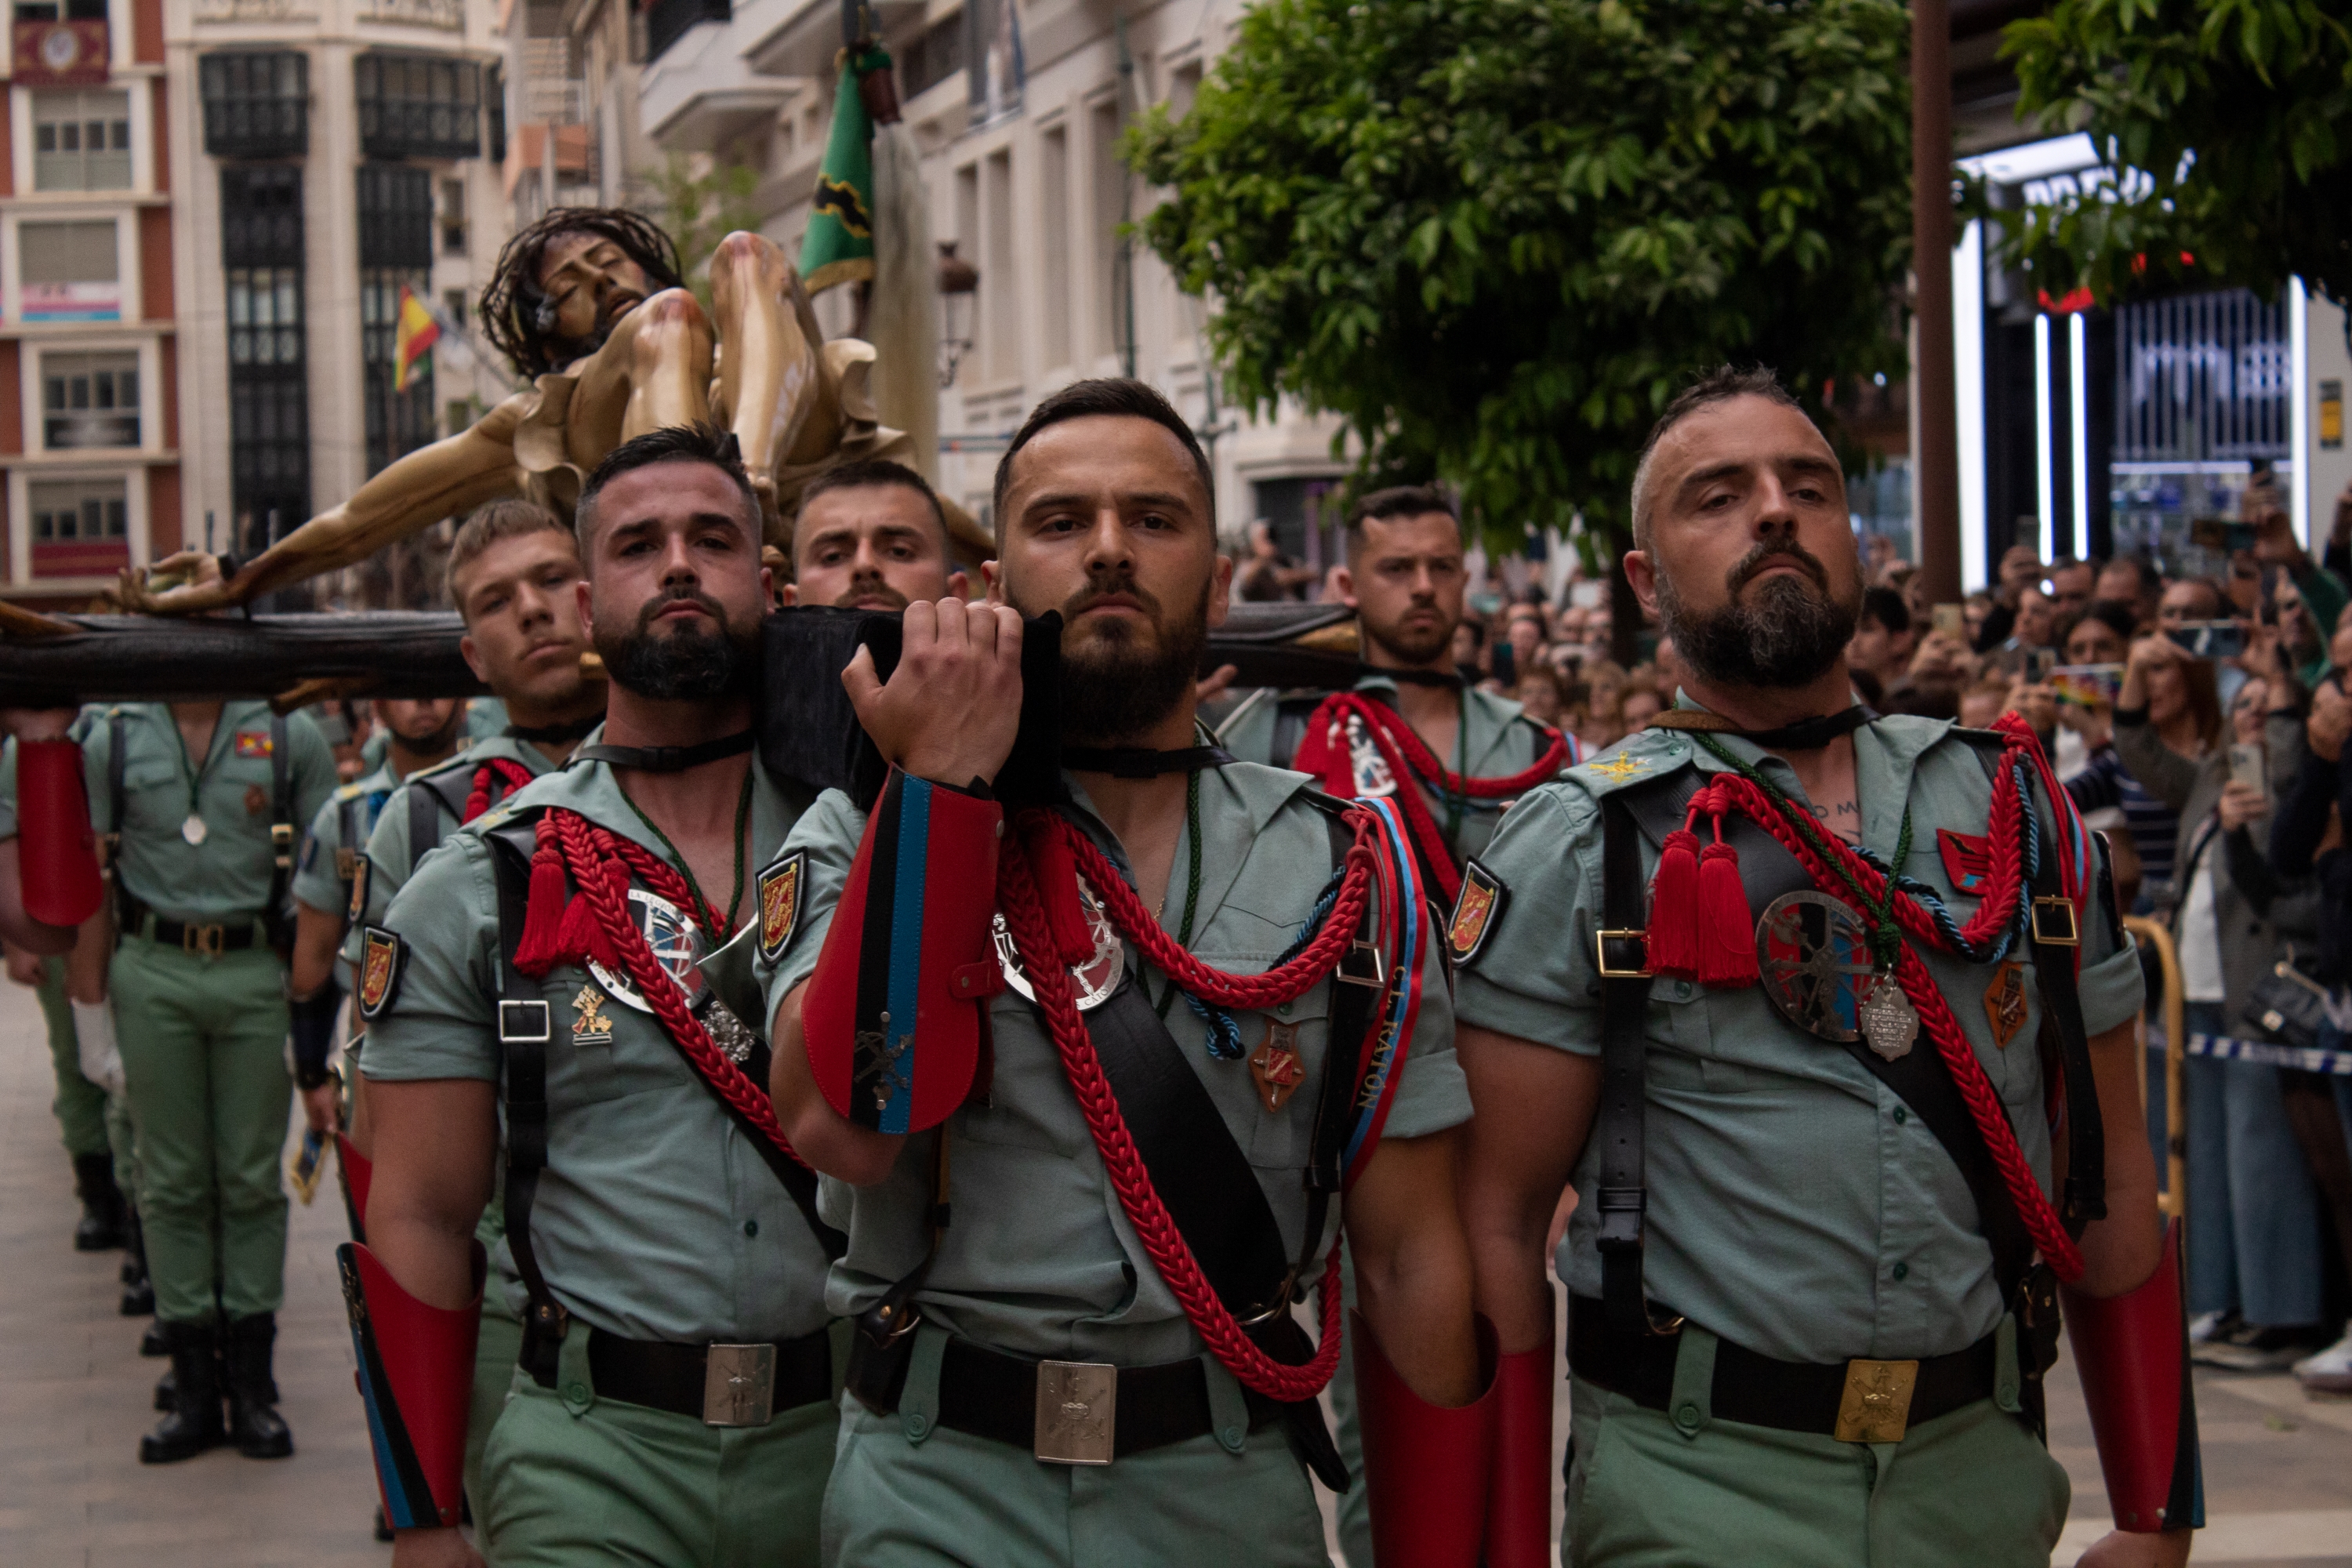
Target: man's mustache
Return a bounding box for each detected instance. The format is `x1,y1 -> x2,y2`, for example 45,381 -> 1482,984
1062,570 -> 1164,624
1730,541 -> 1830,594
637,586 -> 731,633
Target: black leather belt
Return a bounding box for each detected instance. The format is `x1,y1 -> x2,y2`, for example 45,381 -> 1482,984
125,901 -> 266,955
1569,1296 -> 2002,1442
847,1332 -> 1283,1461
529,1325 -> 833,1427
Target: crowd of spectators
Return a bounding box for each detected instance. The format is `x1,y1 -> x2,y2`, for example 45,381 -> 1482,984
1229,472 -> 2352,1395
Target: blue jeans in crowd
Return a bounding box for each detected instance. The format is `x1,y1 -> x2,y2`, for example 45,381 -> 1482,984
2164,1003 -> 2327,1326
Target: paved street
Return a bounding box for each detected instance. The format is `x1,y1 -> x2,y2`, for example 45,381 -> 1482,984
0,983 -> 2343,1566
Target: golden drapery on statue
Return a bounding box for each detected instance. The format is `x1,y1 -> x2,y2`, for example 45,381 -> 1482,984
115,209 -> 988,616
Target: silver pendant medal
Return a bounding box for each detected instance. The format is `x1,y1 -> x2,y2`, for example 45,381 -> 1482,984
181,814 -> 209,846
1859,970 -> 1919,1062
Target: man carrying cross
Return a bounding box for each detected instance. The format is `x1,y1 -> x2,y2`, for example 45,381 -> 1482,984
1454,368 -> 2197,1567
347,426 -> 840,1568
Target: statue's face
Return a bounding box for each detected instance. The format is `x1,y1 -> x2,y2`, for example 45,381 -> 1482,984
535,231 -> 655,345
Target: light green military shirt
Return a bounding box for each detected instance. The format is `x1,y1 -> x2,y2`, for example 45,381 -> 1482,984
760,761 -> 1472,1367
349,734 -> 568,956
293,764 -> 397,918
82,702 -> 336,924
1217,673 -> 1555,866
1454,709 -> 2144,1365
363,750 -> 828,1342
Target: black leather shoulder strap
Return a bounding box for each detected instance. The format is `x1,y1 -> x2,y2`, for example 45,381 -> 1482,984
484,819 -> 568,1379
265,713 -> 294,941
1595,792 -> 1661,1334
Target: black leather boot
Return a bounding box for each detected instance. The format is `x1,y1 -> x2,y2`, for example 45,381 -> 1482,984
139,1320 -> 225,1464
140,1322 -> 168,1356
118,1208 -> 154,1317
222,1313 -> 293,1459
71,1152 -> 125,1251
152,1367 -> 176,1412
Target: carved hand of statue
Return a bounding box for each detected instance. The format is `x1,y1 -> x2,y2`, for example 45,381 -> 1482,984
113,550 -> 243,615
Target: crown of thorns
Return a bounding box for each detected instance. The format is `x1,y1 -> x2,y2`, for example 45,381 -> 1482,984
480,208 -> 684,380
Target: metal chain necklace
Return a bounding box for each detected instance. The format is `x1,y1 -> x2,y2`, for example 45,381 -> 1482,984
620,767 -> 753,939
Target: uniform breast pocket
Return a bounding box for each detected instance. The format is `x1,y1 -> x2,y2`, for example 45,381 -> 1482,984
121,760 -> 183,832
1212,1005 -> 1327,1168
544,976 -> 624,1105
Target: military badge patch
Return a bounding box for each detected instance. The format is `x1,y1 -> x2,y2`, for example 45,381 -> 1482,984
358,927 -> 405,1019
244,783 -> 269,817
1984,959 -> 2029,1048
234,729 -> 274,758
346,855 -> 370,924
570,984 -> 615,1046
757,850 -> 804,963
1446,860 -> 1508,967
1937,829 -> 1991,896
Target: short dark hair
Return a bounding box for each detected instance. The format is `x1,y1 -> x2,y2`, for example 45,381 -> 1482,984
574,423 -> 761,550
1348,485 -> 1457,532
1858,585 -> 1910,635
992,378 -> 1214,539
2078,599 -> 2138,646
446,498 -> 572,612
1630,365 -> 1806,546
794,459 -> 948,559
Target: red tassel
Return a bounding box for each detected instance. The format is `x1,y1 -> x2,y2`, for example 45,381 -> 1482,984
510,830 -> 572,977
1645,829 -> 1703,979
1696,840 -> 1758,987
1027,824 -> 1096,964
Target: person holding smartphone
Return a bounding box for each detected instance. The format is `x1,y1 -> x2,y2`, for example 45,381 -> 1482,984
2063,634 -> 2221,906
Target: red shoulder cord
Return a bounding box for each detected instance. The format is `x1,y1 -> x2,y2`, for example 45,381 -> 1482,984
1688,713 -> 2088,1281
994,806 -> 1385,1402
520,809 -> 813,1169
462,757 -> 538,823
1298,691 -> 1571,905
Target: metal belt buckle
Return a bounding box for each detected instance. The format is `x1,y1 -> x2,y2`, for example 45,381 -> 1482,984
183,922 -> 226,957
1832,1357 -> 1918,1443
1595,928 -> 1651,978
702,1342 -> 777,1427
498,1000 -> 551,1044
1033,1359 -> 1117,1465
2029,896 -> 2080,947
1337,938 -> 1387,989
272,822 -> 295,869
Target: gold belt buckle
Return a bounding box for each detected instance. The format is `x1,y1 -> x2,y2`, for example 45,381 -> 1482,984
1595,928 -> 1652,978
701,1343 -> 776,1428
1833,1357 -> 1919,1443
182,922 -> 226,958
1034,1359 -> 1117,1465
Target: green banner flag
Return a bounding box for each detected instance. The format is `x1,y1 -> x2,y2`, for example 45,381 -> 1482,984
800,47 -> 887,294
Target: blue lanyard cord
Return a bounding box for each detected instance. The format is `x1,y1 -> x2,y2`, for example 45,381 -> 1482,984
1192,859 -> 1347,1062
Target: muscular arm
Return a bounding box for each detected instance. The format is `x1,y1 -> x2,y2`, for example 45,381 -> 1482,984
123,396 -> 532,613
1345,1129 -> 1480,1406
2066,1016 -> 2167,1298
0,838 -> 76,955
770,978 -> 907,1186
360,1076 -> 499,1310
289,901 -> 345,1000
1457,1023 -> 1600,1355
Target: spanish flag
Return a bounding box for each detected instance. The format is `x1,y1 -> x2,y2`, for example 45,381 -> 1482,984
393,285 -> 439,393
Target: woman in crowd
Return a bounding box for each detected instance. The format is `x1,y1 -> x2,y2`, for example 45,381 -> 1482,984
2068,631 -> 2223,904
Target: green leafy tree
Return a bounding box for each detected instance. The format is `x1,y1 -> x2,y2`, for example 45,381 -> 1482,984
1998,0 -> 2352,305
1130,0 -> 1914,567
648,153 -> 765,312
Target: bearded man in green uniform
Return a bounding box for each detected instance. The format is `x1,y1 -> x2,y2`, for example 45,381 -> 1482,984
1455,369 -> 2198,1567
353,426 -> 843,1568
341,498 -> 604,1544
75,695 -> 336,1462
766,379 -> 1494,1568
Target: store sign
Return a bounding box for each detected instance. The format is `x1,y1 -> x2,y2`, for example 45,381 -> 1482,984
21,282 -> 120,324
13,20 -> 108,85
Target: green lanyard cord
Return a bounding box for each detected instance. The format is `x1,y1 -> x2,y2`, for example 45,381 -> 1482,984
622,766 -> 754,938
1440,691 -> 1468,848
1690,731 -> 1912,971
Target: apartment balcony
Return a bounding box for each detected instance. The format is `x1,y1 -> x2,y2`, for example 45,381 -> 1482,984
639,0 -> 799,154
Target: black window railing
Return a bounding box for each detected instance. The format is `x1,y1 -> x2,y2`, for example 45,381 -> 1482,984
201,52 -> 307,159
355,53 -> 481,162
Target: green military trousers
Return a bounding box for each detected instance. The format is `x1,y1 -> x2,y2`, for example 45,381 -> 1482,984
1563,1323 -> 2071,1566
35,956 -> 110,1157
466,1306 -> 524,1559
480,1331 -> 837,1568
109,936 -> 292,1323
820,1324 -> 1330,1568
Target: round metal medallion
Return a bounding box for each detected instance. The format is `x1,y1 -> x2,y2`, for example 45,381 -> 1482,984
588,887 -> 706,1014
992,877 -> 1124,1011
1754,890 -> 1899,1044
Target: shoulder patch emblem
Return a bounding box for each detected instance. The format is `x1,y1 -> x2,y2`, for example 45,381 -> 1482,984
358,927 -> 405,1018
1936,829 -> 1991,896
347,855 -> 371,924
234,729 -> 274,758
1581,752 -> 1650,785
758,849 -> 805,963
1447,859 -> 1509,967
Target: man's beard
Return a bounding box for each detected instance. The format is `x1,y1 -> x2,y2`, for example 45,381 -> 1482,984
598,587 -> 757,702
1054,571 -> 1210,745
1654,540 -> 1860,692
1364,604 -> 1453,666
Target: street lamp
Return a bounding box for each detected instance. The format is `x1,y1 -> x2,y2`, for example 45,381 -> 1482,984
938,241 -> 978,387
